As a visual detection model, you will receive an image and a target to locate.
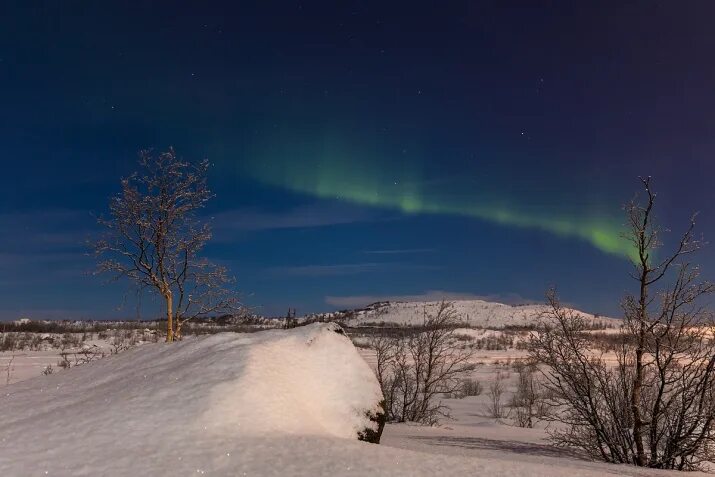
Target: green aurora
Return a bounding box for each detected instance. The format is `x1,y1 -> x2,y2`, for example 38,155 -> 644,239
241,138 -> 633,259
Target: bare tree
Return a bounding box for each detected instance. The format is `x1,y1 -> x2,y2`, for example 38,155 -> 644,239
459,378 -> 483,398
94,148 -> 240,342
58,345 -> 106,368
368,302 -> 475,424
487,370 -> 506,418
510,362 -> 548,428
4,354 -> 16,385
530,178 -> 715,470
368,333 -> 400,413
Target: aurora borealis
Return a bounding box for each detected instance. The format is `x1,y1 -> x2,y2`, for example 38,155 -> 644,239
1,2 -> 714,319
244,144 -> 631,258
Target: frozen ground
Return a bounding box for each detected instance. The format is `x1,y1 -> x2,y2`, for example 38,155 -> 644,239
0,325 -> 704,476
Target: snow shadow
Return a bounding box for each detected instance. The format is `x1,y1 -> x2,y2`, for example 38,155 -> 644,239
410,436 -> 587,460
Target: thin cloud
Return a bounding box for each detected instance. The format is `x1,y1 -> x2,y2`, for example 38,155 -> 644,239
266,263 -> 382,278
210,202 -> 381,240
265,262 -> 441,278
0,209 -> 97,286
363,248 -> 435,255
0,209 -> 95,253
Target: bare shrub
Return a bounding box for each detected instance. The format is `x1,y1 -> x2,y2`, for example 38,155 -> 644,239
4,354 -> 16,385
57,352 -> 71,369
452,333 -> 474,342
58,345 -> 106,369
460,378 -> 483,397
368,301 -> 475,424
473,335 -> 513,350
530,178 -> 715,471
60,333 -> 82,349
509,362 -> 547,428
0,333 -> 17,352
487,371 -> 506,418
110,339 -> 131,355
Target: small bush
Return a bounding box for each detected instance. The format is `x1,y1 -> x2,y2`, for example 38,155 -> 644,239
486,371 -> 507,418
452,333 -> 474,342
460,378 -> 482,397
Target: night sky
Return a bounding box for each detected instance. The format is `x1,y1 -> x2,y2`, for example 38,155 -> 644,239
1,2 -> 714,319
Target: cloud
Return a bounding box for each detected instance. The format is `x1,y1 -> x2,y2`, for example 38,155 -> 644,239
324,290 -> 537,309
0,251 -> 89,273
0,307 -> 91,320
0,209 -> 95,253
0,209 -> 96,281
265,262 -> 441,278
363,248 -> 435,255
265,263 -> 381,277
209,202 -> 380,240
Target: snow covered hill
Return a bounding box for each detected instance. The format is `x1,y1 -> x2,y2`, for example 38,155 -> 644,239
344,299 -> 619,329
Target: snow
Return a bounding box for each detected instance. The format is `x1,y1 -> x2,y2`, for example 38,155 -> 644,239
201,322 -> 382,439
0,323 -> 695,476
0,323 -> 382,475
350,299 -> 619,328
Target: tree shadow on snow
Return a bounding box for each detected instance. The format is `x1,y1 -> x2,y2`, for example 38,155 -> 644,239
410,436 -> 587,461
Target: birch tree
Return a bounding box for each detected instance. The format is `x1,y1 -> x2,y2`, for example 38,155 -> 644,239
94,148 -> 240,342
530,178 -> 715,470
369,302 -> 475,424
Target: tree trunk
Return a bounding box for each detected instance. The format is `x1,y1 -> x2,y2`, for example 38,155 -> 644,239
631,250 -> 649,467
165,291 -> 174,343
632,341 -> 646,466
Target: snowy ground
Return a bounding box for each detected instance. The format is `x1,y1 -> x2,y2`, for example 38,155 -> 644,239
379,369 -> 694,476
0,350 -> 60,384
0,334 -> 152,385
0,325 -> 705,476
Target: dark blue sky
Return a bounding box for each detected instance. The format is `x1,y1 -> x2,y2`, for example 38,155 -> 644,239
1,1 -> 714,319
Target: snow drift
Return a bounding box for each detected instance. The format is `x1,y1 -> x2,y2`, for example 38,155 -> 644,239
0,323 -> 383,475
201,322 -> 384,439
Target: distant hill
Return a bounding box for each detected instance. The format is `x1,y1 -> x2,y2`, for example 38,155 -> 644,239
309,299 -> 620,329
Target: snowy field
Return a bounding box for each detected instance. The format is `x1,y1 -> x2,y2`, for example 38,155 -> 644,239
364,348 -> 698,476
0,332 -> 158,385
0,322 -> 706,476
0,350 -> 62,384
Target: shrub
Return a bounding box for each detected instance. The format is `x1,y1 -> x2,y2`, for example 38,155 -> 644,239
369,302 -> 475,424
460,378 -> 482,397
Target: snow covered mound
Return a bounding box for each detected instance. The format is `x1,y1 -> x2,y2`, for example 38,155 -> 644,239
0,323 -> 383,475
201,322 -> 383,439
349,299 -> 618,328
